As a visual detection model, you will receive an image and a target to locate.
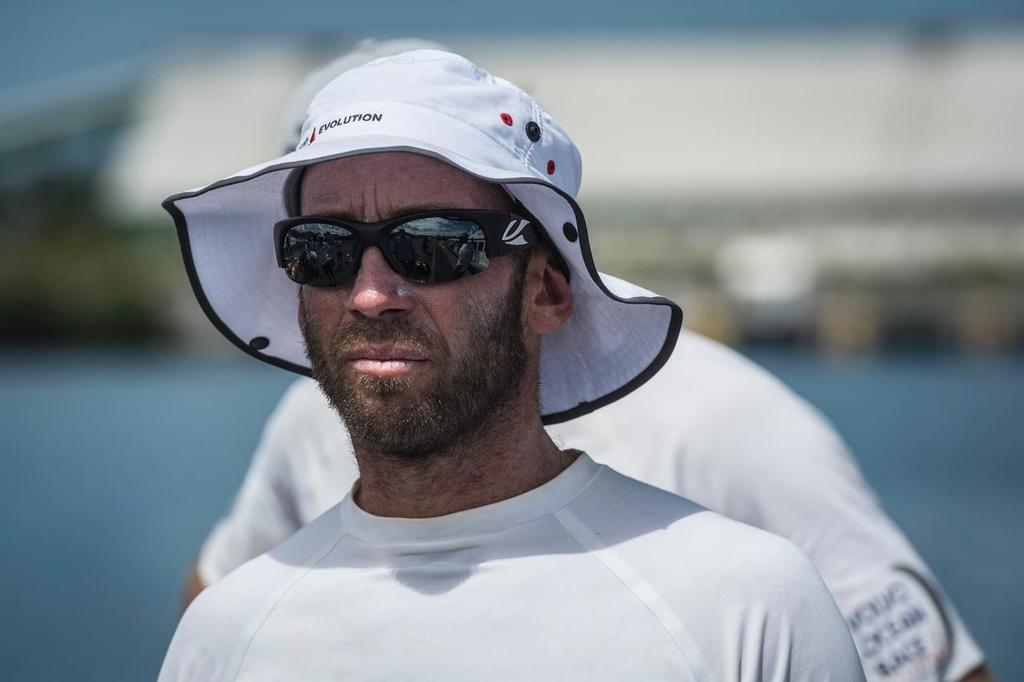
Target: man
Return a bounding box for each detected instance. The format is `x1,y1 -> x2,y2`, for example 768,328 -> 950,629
185,42 -> 990,682
160,49 -> 865,679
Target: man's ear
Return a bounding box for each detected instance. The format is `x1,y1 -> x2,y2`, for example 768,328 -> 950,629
524,249 -> 573,335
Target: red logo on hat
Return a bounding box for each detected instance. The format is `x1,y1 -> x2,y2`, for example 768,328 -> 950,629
547,160 -> 555,175
500,113 -> 513,126
309,127 -> 317,144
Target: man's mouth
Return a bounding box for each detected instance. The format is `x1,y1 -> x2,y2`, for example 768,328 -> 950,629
350,358 -> 429,377
344,346 -> 430,378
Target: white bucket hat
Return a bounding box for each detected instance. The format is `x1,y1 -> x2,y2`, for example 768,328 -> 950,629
278,38 -> 450,152
163,49 -> 682,424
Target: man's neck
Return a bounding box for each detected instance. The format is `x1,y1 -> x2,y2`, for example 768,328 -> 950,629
350,408 -> 577,519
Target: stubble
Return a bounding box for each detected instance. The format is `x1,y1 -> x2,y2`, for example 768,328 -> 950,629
299,266 -> 529,460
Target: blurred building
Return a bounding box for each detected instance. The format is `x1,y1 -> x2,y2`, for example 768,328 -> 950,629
3,30 -> 1023,351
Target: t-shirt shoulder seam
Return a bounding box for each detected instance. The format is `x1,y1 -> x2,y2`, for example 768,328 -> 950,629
227,530 -> 351,681
547,460 -> 606,515
552,506 -> 712,679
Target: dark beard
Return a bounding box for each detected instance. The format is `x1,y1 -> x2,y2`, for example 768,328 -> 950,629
299,268 -> 529,459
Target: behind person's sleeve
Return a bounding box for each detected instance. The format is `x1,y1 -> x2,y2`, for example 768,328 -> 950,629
195,383 -> 310,584
679,372 -> 985,682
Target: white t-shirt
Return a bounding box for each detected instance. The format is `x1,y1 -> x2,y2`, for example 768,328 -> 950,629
197,331 -> 984,682
165,454 -> 865,681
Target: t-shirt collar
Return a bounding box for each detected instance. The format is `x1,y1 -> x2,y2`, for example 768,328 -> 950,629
339,452 -> 600,545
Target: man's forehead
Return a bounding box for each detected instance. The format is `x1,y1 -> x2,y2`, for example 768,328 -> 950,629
299,151 -> 513,220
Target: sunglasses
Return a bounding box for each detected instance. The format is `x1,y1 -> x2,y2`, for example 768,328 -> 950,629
273,210 -> 540,287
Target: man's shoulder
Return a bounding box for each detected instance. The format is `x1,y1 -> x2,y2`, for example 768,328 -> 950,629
161,505 -> 347,681
216,500 -> 346,593
564,467 -> 861,676
572,465 -> 809,576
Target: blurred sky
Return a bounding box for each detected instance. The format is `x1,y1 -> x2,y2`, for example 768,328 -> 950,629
4,0 -> 1024,104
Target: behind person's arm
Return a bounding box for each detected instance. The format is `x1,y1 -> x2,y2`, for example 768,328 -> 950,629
181,379 -> 345,610
657,339 -> 992,682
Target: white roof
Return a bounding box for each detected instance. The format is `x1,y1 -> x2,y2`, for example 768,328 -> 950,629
473,32 -> 1024,196
103,32 -> 1024,219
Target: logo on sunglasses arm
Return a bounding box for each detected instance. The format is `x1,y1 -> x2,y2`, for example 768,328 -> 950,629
502,219 -> 530,246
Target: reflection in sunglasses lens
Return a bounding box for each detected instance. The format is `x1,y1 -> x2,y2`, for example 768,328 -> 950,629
283,224 -> 358,286
389,218 -> 489,284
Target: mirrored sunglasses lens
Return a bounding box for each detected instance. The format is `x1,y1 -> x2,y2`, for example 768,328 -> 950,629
388,218 -> 490,284
282,223 -> 358,286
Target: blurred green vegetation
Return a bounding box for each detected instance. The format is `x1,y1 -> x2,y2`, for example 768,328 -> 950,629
2,179 -> 1021,351
0,178 -> 181,344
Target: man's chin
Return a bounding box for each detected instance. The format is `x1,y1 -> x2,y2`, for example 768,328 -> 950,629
331,381 -> 452,457
350,372 -> 423,398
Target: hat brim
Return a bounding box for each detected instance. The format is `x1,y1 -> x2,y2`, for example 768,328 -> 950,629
164,135 -> 682,424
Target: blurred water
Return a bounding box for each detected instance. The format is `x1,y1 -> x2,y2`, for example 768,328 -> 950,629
0,348 -> 1021,680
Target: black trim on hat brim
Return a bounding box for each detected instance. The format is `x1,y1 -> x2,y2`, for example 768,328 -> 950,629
166,197 -> 314,377
162,146 -> 683,424
536,190 -> 682,425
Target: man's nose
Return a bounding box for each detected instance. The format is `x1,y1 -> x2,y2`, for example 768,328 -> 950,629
347,246 -> 415,319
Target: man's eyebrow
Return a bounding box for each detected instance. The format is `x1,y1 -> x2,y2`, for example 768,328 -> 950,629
315,202 -> 471,221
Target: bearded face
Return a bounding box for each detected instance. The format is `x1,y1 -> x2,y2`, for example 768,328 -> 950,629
299,258 -> 529,459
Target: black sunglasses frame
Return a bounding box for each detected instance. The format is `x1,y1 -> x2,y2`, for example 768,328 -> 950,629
273,209 -> 540,287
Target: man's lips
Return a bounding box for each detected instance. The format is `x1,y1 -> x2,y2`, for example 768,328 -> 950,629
344,346 -> 430,377
350,358 -> 428,377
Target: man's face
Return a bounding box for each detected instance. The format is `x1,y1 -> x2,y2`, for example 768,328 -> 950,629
298,152 -> 529,458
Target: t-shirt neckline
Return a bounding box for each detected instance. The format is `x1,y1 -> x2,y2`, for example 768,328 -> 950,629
339,452 -> 600,545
